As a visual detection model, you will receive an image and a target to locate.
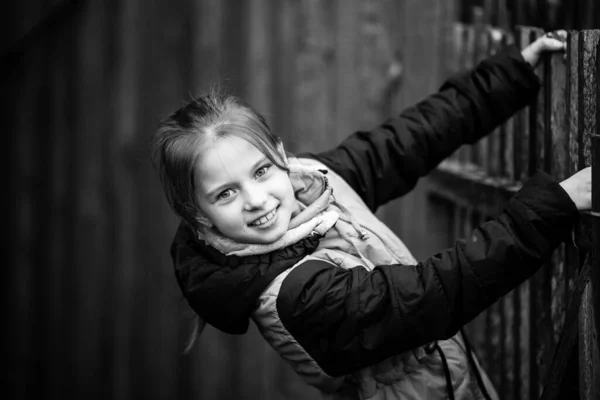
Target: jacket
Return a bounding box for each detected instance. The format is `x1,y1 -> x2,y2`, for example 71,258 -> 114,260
171,45 -> 579,399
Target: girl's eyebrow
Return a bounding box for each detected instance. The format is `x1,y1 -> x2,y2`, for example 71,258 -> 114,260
205,156 -> 268,199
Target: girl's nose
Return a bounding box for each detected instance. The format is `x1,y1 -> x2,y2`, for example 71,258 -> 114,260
243,185 -> 268,210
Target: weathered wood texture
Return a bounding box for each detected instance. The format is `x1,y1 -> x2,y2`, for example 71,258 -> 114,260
4,1 -> 453,399
429,5 -> 600,399
7,1 -> 599,400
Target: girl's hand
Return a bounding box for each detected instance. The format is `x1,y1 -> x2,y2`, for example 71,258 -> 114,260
559,167 -> 592,211
521,30 -> 567,67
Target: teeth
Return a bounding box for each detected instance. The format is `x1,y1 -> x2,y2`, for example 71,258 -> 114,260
251,208 -> 277,226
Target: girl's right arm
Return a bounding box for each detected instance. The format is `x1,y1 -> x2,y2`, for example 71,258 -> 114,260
276,170 -> 583,378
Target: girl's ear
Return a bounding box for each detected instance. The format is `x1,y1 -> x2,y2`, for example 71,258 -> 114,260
195,213 -> 214,229
276,141 -> 288,166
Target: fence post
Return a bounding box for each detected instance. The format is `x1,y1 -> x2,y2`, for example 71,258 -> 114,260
578,30 -> 600,400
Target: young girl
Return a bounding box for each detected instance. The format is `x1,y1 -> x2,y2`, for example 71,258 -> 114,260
151,32 -> 591,400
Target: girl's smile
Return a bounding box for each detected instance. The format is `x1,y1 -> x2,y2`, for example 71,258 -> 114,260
248,206 -> 279,227
194,136 -> 298,244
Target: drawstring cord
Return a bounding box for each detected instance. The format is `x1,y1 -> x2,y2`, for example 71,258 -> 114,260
424,330 -> 493,400
460,328 -> 493,400
425,341 -> 455,400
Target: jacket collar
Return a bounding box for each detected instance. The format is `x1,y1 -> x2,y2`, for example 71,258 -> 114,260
171,161 -> 334,334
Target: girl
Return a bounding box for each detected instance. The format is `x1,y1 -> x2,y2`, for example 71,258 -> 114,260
151,32 -> 591,400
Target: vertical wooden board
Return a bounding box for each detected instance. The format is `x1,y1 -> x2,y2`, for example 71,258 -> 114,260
518,279 -> 531,400
354,0 -> 394,129
10,26 -> 42,400
579,31 -> 600,400
550,245 -> 566,345
580,30 -> 600,167
379,0 -> 406,120
486,27 -> 505,177
579,278 -> 600,400
549,50 -> 569,180
501,30 -> 517,181
383,0 -> 448,262
531,28 -> 546,173
193,327 -> 222,400
109,0 -> 142,398
246,0 -> 273,116
567,31 -> 580,176
293,0 -> 336,154
44,19 -> 75,399
502,291 -> 515,400
470,6 -> 488,168
514,26 -> 533,181
190,0 -> 222,92
134,0 -> 195,398
530,265 -> 556,399
72,2 -> 113,397
426,195 -> 456,255
503,113 -> 516,180
445,23 -> 466,163
488,299 -> 503,395
270,0 -> 297,150
457,23 -> 476,165
464,210 -> 489,374
334,0 -> 363,142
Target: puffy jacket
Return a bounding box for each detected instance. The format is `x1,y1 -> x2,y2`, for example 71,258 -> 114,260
171,45 -> 579,399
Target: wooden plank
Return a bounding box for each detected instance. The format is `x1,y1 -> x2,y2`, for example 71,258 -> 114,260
463,209 -> 490,376
10,12 -> 44,400
429,160 -> 519,216
470,6 -> 488,168
458,22 -> 475,165
445,22 -> 466,163
503,290 -> 515,400
488,298 -> 503,394
502,31 -> 517,181
525,26 -> 556,400
548,45 -> 569,180
109,0 -> 141,399
334,0 -> 361,141
579,29 -> 600,400
518,279 -> 531,400
270,0 -> 297,149
294,0 -> 337,153
540,261 -> 592,400
546,32 -> 569,399
71,2 -> 114,398
513,26 -> 534,182
567,31 -> 581,175
580,31 -> 600,167
43,16 -> 75,399
486,27 -> 505,177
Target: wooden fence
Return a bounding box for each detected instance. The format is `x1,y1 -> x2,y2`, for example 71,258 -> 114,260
5,1 -> 599,400
427,9 -> 600,399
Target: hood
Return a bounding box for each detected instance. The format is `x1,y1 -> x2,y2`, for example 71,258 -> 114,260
171,160 -> 331,335
171,222 -> 321,334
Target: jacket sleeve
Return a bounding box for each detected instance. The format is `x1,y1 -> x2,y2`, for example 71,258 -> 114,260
276,171 -> 577,377
301,45 -> 540,212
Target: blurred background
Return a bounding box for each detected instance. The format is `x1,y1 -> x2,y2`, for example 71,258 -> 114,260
5,0 -> 599,399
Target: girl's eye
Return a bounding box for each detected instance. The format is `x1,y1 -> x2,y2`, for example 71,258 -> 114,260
256,164 -> 272,178
218,189 -> 233,200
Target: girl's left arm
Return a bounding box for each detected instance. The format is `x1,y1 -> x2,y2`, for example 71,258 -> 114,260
304,44 -> 544,212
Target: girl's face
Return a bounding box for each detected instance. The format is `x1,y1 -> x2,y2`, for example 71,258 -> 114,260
194,136 -> 299,244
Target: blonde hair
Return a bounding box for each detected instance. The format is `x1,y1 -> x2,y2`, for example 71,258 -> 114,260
151,90 -> 288,352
